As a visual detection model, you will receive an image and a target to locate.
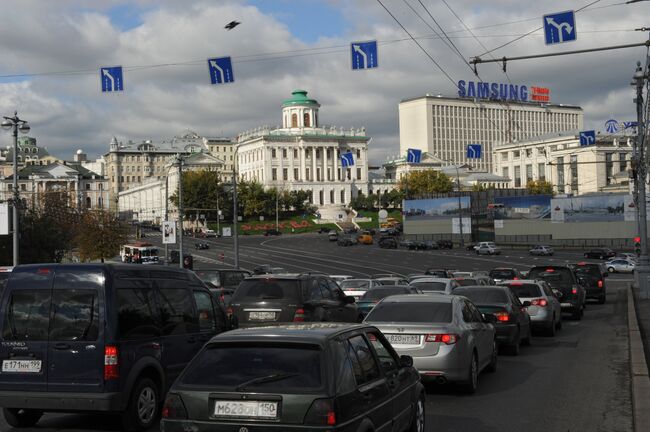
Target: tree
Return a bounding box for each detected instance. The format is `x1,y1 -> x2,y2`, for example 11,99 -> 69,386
398,170 -> 454,197
526,180 -> 554,195
169,170 -> 232,221
75,210 -> 129,262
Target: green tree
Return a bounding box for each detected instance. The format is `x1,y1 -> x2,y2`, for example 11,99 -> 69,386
398,170 -> 454,197
75,210 -> 129,262
169,170 -> 232,221
526,180 -> 554,195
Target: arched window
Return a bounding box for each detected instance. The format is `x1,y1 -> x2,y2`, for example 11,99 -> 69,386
291,114 -> 298,128
86,197 -> 92,208
304,112 -> 310,127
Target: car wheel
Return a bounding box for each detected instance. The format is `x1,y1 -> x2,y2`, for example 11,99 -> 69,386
608,267 -> 615,273
409,394 -> 426,432
547,316 -> 556,337
121,377 -> 160,432
462,352 -> 479,394
3,408 -> 43,428
598,294 -> 606,304
485,340 -> 498,373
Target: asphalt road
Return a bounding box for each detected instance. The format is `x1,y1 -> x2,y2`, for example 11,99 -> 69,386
0,233 -> 634,432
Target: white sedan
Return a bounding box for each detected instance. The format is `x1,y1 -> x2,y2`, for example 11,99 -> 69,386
605,258 -> 636,273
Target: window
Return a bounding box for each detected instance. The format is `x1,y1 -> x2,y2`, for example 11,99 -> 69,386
117,288 -> 160,339
156,287 -> 198,335
294,168 -> 299,180
282,148 -> 287,159
193,291 -> 216,332
283,168 -> 288,181
538,163 -> 546,181
525,164 -> 533,183
356,168 -> 361,180
356,149 -> 361,159
272,168 -> 277,181
85,197 -> 91,208
319,278 -> 333,299
502,167 -> 509,179
2,290 -> 51,341
620,153 -> 628,172
366,332 -> 398,372
501,152 -> 509,161
304,112 -> 310,127
20,184 -> 26,191
525,149 -> 532,158
513,150 -> 520,158
291,114 -> 298,128
49,290 -> 99,341
306,168 -> 311,181
570,155 -> 578,192
85,184 -> 91,190
605,153 -> 613,185
514,165 -> 521,187
557,156 -> 565,193
334,341 -> 357,394
347,335 -> 380,385
271,148 -> 276,158
294,149 -> 298,158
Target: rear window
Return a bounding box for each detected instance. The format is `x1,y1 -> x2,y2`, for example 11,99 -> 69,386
180,343 -> 322,391
3,290 -> 51,341
489,269 -> 517,279
573,265 -> 602,278
455,279 -> 478,286
506,283 -> 542,298
196,271 -> 221,287
231,279 -> 301,302
454,288 -> 509,304
411,281 -> 446,292
425,270 -> 448,277
528,267 -> 575,288
366,302 -> 452,323
360,288 -> 409,301
340,280 -> 370,290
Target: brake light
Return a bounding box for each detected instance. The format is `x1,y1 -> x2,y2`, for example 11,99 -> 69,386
494,312 -> 510,322
510,282 -> 523,286
220,293 -> 225,302
578,262 -> 586,266
425,334 -> 459,344
293,308 -> 306,322
531,298 -> 548,307
598,280 -> 603,288
572,287 -> 578,295
513,277 -> 519,280
162,393 -> 188,419
545,268 -> 555,272
304,398 -> 336,425
104,345 -> 119,380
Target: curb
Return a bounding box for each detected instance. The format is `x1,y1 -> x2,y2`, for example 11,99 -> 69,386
628,285 -> 650,432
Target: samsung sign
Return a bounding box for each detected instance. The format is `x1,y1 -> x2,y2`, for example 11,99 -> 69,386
457,80 -> 550,103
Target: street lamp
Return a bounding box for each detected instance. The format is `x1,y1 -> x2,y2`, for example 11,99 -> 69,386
1,112 -> 31,266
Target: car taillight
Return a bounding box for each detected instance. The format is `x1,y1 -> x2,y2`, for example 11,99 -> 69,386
104,345 -> 119,380
425,334 -> 459,344
598,280 -> 603,288
531,298 -> 548,307
162,393 -> 188,419
220,293 -> 225,302
494,312 -> 510,322
304,398 -> 336,425
513,277 -> 519,280
293,308 -> 306,322
572,287 -> 578,295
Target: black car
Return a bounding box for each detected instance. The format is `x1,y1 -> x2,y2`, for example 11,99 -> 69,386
378,236 -> 398,249
528,265 -> 587,320
264,229 -> 282,236
488,267 -> 521,283
195,242 -> 210,250
465,242 -> 478,251
317,227 -> 331,234
337,235 -> 358,246
583,248 -> 616,260
252,264 -> 287,275
453,286 -> 532,355
571,262 -> 608,304
437,239 -> 453,249
228,274 -> 361,327
161,323 -> 425,432
0,264 -> 228,431
424,268 -> 454,278
195,268 -> 253,305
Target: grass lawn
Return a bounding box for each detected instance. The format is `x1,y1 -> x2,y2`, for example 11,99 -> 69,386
208,215 -> 338,235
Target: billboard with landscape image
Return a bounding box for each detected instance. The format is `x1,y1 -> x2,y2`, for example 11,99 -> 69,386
550,193 -> 630,223
492,195 -> 552,220
404,197 -> 471,221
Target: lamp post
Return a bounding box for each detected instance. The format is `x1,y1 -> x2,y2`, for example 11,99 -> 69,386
1,112 -> 31,266
233,146 -> 240,269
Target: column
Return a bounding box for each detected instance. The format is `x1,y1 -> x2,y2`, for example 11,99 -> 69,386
311,147 -> 317,182
322,146 -> 327,183
334,147 -> 340,182
300,146 -> 306,181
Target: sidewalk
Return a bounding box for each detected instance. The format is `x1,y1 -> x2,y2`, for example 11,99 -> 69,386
630,286 -> 650,431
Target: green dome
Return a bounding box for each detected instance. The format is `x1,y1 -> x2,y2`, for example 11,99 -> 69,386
282,89 -> 320,108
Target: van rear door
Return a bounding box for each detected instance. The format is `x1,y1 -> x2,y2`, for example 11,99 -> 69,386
0,266 -> 54,392
47,268 -> 105,393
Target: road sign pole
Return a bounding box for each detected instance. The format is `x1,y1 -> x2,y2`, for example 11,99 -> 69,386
177,155 -> 184,269
455,165 -> 464,248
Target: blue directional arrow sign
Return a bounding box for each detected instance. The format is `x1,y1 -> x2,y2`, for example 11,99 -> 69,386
100,66 -> 123,92
579,130 -> 596,146
340,152 -> 355,167
351,41 -> 378,70
207,57 -> 234,85
467,144 -> 482,159
543,10 -> 576,45
407,148 -> 422,163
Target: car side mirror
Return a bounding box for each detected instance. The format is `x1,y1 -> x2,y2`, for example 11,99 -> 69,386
522,300 -> 532,307
345,295 -> 356,304
399,355 -> 413,368
483,313 -> 497,324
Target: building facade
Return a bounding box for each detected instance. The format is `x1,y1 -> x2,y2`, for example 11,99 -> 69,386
399,95 -> 584,172
236,90 -> 370,207
493,133 -> 633,195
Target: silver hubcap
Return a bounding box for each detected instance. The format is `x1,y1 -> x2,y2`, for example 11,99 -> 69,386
416,400 -> 424,432
137,387 -> 156,424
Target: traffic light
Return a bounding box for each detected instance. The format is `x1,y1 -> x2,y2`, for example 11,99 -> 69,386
634,236 -> 641,256
183,255 -> 194,270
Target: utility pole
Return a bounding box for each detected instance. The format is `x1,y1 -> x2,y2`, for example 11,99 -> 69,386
177,155 -> 184,269
164,176 -> 168,265
634,60 -> 650,298
455,165 -> 465,247
233,148 -> 240,269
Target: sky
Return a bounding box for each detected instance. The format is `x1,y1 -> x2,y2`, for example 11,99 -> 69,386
0,0 -> 647,166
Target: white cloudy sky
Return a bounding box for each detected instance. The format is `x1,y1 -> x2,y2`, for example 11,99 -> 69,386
0,0 -> 647,165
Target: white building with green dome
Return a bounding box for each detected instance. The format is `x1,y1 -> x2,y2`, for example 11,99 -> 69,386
236,90 -> 370,208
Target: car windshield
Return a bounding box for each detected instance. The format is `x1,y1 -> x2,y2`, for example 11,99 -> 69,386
506,283 -> 542,298
340,280 -> 370,290
359,287 -> 409,301
454,288 -> 509,304
425,270 -> 448,277
489,270 -> 517,279
573,265 -> 602,278
411,281 -> 447,292
181,343 -> 322,391
528,267 -> 575,289
366,302 -> 452,323
231,279 -> 301,301
195,271 -> 221,287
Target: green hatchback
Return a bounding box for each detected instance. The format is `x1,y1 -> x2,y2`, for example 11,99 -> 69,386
161,323 -> 425,432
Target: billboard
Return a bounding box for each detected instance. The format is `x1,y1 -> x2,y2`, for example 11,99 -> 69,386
551,194 -> 629,223
492,195 -> 552,220
404,197 -> 470,221
162,220 -> 176,244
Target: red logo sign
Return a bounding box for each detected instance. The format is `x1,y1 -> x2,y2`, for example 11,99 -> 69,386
531,86 -> 550,102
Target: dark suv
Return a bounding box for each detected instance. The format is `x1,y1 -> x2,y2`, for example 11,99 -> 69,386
583,248 -> 616,260
528,265 -> 587,320
161,323 -> 425,432
0,264 -> 228,430
195,268 -> 252,305
571,262 -> 608,304
229,274 -> 360,327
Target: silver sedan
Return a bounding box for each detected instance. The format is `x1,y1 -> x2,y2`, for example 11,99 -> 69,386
364,294 -> 497,393
605,258 -> 635,273
499,279 -> 563,336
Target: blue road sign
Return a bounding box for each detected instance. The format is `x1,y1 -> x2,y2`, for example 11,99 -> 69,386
351,41 -> 378,70
605,119 -> 619,134
100,66 -> 123,92
623,121 -> 638,129
579,130 -> 596,146
543,10 -> 576,45
407,148 -> 422,163
467,144 -> 482,159
341,152 -> 355,167
207,57 -> 234,84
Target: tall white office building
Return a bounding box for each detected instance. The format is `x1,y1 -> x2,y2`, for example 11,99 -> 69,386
399,92 -> 583,171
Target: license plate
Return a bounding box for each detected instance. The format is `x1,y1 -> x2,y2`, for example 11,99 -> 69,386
560,302 -> 573,308
213,401 -> 278,418
249,312 -> 276,320
2,360 -> 42,373
386,334 -> 420,345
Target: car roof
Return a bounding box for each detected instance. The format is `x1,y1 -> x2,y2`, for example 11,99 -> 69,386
499,279 -> 541,284
411,277 -> 451,283
454,285 -> 509,292
210,323 -> 369,345
381,294 -> 454,304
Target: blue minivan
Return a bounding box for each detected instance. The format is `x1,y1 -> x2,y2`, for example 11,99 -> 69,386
0,263 -> 228,430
